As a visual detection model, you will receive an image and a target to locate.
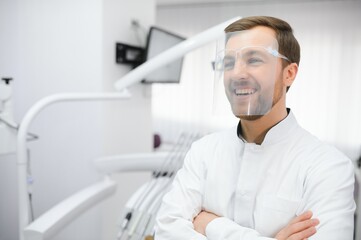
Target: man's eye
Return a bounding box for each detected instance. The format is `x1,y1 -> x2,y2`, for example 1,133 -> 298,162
224,59 -> 235,70
247,57 -> 263,64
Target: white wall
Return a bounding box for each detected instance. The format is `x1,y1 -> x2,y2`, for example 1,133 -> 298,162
0,0 -> 19,239
100,1 -> 155,239
0,0 -> 155,239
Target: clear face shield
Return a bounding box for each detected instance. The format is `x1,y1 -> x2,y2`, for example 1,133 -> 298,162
213,29 -> 289,118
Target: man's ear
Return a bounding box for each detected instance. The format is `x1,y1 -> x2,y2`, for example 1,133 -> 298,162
283,63 -> 298,87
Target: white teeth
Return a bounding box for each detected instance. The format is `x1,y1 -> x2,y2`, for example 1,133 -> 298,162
235,89 -> 255,95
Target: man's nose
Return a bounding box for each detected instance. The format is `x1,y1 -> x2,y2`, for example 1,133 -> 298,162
230,60 -> 248,79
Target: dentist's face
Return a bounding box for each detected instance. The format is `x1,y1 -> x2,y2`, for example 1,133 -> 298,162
223,26 -> 284,120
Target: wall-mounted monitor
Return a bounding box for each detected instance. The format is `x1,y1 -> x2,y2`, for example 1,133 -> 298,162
142,27 -> 185,84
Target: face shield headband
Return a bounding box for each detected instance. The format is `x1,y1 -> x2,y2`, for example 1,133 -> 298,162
213,29 -> 289,118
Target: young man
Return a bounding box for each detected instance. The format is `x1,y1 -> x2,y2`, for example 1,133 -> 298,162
155,16 -> 355,240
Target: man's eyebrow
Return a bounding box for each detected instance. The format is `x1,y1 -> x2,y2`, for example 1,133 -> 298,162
223,53 -> 236,61
243,49 -> 262,57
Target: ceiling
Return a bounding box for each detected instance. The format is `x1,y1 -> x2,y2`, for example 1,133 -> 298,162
157,0 -> 262,5
156,0 -> 353,6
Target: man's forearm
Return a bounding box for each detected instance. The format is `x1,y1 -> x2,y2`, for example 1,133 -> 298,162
193,210 -> 319,240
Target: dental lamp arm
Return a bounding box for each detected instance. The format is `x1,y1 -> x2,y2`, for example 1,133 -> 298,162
113,16 -> 241,91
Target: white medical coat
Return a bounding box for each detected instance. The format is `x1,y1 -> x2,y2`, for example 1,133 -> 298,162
155,111 -> 355,239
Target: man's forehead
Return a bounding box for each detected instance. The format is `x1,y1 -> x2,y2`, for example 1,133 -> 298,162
225,27 -> 278,49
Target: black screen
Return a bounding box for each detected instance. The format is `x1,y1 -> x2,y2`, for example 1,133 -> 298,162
142,27 -> 185,84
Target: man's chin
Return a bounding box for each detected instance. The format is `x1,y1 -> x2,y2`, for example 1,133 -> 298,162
236,114 -> 263,121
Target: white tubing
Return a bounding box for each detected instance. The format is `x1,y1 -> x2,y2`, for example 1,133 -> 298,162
114,17 -> 241,90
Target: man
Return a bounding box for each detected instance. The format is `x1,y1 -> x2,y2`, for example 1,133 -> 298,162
155,16 -> 355,239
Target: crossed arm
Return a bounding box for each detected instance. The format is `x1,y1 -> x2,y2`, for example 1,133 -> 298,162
193,210 -> 319,240
155,144 -> 355,240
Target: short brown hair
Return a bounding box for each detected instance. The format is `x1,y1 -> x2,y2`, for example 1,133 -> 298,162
225,16 -> 300,67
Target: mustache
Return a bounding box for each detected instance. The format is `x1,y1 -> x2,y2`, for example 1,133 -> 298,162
229,79 -> 261,91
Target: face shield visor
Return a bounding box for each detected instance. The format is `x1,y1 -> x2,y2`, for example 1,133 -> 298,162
213,30 -> 289,118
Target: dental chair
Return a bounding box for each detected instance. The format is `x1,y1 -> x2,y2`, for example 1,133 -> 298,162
23,133 -> 198,240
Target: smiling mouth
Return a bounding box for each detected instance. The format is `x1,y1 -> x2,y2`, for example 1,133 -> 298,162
234,88 -> 256,96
